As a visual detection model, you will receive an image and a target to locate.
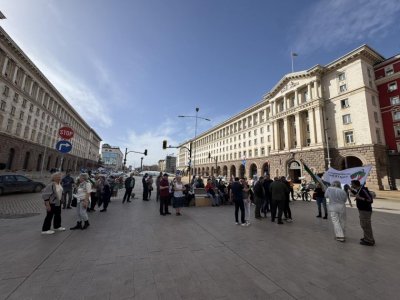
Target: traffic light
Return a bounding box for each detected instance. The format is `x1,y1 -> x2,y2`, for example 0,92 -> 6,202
162,140 -> 167,149
144,149 -> 147,156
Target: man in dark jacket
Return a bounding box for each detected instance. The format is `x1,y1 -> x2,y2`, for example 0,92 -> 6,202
142,173 -> 148,201
281,176 -> 293,222
123,173 -> 135,203
159,173 -> 171,215
61,170 -> 74,209
269,177 -> 290,224
253,177 -> 265,219
230,177 -> 245,225
262,175 -> 273,217
351,180 -> 375,246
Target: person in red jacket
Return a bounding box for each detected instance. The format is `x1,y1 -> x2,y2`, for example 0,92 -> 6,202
159,173 -> 171,216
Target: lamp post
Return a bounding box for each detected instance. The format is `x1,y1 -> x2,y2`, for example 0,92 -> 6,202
178,107 -> 210,176
324,128 -> 331,169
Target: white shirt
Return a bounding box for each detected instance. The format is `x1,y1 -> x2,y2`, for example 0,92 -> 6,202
173,182 -> 184,198
324,187 -> 348,212
76,181 -> 92,202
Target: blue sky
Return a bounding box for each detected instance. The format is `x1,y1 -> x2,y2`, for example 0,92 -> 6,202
2,0 -> 400,168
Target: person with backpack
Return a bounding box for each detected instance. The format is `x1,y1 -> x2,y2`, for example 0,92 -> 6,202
350,180 -> 375,246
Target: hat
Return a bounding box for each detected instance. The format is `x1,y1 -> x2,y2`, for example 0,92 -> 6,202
163,173 -> 168,177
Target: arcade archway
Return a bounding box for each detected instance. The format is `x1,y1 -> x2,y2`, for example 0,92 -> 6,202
239,164 -> 245,178
340,156 -> 363,169
288,160 -> 302,183
230,165 -> 236,178
249,163 -> 257,178
262,162 -> 270,176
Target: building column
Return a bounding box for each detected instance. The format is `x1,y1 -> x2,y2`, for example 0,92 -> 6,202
314,80 -> 319,98
307,83 -> 312,101
12,65 -> 18,83
284,117 -> 290,150
308,108 -> 316,145
1,56 -> 9,76
29,81 -> 34,96
283,95 -> 287,111
295,112 -> 302,148
295,89 -> 299,106
270,101 -> 275,116
21,74 -> 26,90
272,121 -> 278,151
314,106 -> 324,145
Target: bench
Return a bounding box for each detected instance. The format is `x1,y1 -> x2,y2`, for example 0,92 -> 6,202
193,188 -> 212,207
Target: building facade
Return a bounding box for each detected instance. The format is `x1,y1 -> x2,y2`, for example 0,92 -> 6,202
374,54 -> 400,188
0,27 -> 101,172
101,144 -> 123,170
177,45 -> 390,189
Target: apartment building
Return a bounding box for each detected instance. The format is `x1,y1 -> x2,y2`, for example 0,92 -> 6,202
0,26 -> 101,172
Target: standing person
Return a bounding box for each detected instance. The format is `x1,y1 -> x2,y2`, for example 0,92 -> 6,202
350,180 -> 375,246
242,179 -> 251,226
314,183 -> 328,219
262,175 -> 273,217
41,172 -> 65,234
96,175 -> 104,208
287,177 -> 295,201
123,173 -> 135,203
61,170 -> 74,209
159,173 -> 171,215
253,176 -> 265,219
88,175 -> 98,212
147,175 -> 154,200
324,181 -> 349,242
142,173 -> 149,201
172,175 -> 185,216
269,177 -> 289,224
156,172 -> 162,202
205,178 -> 219,207
108,175 -> 116,200
70,173 -> 91,230
230,177 -> 245,225
100,177 -> 111,212
281,176 -> 293,222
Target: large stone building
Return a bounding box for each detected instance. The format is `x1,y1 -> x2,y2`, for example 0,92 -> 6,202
0,26 -> 101,172
177,45 -> 390,189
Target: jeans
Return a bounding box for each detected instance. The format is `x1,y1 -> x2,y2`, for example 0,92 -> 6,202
330,211 -> 346,238
77,201 -> 89,222
123,188 -> 133,202
42,204 -> 62,231
316,197 -> 327,216
160,196 -> 169,214
270,199 -> 284,222
359,210 -> 374,243
207,192 -> 219,205
254,196 -> 264,218
62,190 -> 73,208
234,199 -> 245,224
244,200 -> 251,222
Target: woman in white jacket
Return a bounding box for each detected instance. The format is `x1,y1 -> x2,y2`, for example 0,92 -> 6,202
324,181 -> 352,242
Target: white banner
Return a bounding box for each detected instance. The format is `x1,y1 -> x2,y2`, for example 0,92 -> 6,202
322,165 -> 372,186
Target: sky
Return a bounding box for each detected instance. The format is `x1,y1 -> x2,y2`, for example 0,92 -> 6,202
1,0 -> 400,168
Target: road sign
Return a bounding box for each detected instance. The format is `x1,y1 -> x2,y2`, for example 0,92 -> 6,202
58,126 -> 74,139
56,140 -> 73,153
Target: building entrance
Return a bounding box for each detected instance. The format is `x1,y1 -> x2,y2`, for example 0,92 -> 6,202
288,160 -> 301,183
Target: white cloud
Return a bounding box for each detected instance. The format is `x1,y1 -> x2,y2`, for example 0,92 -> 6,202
292,0 -> 400,53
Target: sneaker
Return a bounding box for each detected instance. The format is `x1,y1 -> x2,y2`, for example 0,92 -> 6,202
360,240 -> 375,246
41,230 -> 55,235
235,222 -> 240,225
241,223 -> 247,226
245,221 -> 251,226
286,218 -> 293,223
54,227 -> 66,231
323,216 -> 327,219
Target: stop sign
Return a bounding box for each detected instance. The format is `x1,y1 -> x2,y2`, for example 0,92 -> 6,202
59,126 -> 74,139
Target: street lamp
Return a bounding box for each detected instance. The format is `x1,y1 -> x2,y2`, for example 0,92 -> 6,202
178,107 -> 210,176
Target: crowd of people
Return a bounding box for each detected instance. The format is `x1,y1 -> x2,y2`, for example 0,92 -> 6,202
40,170 -> 376,247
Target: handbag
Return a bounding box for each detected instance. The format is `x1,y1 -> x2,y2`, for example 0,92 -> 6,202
71,197 -> 78,207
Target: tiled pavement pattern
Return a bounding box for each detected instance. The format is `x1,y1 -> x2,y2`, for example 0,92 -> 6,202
0,182 -> 400,299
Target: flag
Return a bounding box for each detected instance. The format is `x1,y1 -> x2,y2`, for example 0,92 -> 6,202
291,52 -> 298,57
300,159 -> 327,190
322,165 -> 372,187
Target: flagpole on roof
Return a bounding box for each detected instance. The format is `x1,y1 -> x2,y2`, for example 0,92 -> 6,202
291,50 -> 298,73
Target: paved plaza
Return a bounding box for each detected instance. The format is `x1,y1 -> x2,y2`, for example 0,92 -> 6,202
1,180 -> 400,300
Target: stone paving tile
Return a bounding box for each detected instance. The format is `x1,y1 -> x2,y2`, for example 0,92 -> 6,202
1,184 -> 400,300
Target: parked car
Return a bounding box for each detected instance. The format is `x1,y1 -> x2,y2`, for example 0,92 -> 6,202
0,174 -> 45,195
